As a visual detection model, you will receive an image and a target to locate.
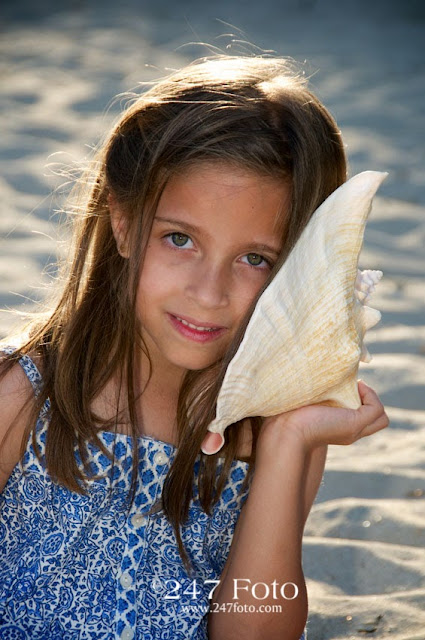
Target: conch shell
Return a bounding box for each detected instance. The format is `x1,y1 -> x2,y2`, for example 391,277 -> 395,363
201,171 -> 387,455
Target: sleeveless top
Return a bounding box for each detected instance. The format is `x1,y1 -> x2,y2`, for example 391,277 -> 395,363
0,349 -> 252,640
0,350 -> 306,640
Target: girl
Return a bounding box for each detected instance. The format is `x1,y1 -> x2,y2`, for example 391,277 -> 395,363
0,56 -> 388,640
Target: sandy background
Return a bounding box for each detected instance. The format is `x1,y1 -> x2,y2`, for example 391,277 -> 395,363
1,1 -> 424,638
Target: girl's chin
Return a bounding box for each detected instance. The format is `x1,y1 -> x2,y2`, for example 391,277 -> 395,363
170,357 -> 220,373
166,348 -> 226,373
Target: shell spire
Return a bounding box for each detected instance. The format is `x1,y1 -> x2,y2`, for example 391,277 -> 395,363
201,171 -> 388,455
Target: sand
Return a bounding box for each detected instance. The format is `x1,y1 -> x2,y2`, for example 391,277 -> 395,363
1,1 -> 424,638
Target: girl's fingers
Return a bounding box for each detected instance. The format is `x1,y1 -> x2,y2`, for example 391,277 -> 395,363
357,379 -> 381,407
354,380 -> 389,439
357,380 -> 385,418
357,413 -> 390,439
264,380 -> 389,449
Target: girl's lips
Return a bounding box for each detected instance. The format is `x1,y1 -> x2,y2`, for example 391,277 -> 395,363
167,313 -> 227,343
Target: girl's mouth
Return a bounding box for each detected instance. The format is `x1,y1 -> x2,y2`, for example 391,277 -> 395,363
168,313 -> 227,343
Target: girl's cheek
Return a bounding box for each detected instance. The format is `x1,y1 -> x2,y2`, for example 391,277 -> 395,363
230,279 -> 265,310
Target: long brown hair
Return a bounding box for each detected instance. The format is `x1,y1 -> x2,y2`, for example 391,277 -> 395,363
0,55 -> 347,570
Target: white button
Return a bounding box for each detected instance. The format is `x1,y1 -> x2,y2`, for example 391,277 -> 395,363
131,514 -> 147,528
153,451 -> 168,466
151,577 -> 162,592
120,629 -> 134,640
120,571 -> 133,589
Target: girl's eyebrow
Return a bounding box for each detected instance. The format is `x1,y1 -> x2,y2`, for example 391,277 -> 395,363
154,216 -> 200,235
154,216 -> 281,257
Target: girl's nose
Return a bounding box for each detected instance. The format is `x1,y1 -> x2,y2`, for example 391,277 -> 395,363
185,261 -> 230,310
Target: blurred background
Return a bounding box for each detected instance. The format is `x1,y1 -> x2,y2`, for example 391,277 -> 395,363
1,1 -> 424,638
1,0 -> 424,334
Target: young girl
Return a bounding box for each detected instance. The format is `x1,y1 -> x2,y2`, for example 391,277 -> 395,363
0,56 -> 388,640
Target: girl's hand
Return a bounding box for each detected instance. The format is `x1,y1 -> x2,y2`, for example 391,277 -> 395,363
259,381 -> 389,455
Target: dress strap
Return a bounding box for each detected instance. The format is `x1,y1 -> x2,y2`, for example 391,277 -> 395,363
1,345 -> 49,413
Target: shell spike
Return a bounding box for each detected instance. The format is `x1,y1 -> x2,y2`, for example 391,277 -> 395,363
360,343 -> 372,363
362,306 -> 382,331
355,269 -> 383,304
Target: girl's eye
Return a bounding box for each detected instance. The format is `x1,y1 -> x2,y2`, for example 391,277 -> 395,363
243,253 -> 270,268
166,232 -> 192,248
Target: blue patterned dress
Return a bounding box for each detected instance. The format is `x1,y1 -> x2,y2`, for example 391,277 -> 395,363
0,350 -> 306,640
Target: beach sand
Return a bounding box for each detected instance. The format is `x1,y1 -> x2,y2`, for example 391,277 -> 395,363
1,1 -> 424,638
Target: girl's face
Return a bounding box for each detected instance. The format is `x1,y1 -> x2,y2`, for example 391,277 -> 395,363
137,163 -> 290,381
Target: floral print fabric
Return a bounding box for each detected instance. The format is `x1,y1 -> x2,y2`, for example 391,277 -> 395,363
0,350 -> 251,639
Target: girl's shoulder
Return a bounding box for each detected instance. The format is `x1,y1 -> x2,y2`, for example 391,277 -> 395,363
0,349 -> 41,492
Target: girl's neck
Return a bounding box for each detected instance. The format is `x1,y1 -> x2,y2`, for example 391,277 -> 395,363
90,354 -> 184,447
133,350 -> 185,446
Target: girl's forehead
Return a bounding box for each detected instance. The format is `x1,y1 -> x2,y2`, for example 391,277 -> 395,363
159,161 -> 290,206
156,162 -> 290,231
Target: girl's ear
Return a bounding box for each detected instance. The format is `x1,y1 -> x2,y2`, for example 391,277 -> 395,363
108,192 -> 130,258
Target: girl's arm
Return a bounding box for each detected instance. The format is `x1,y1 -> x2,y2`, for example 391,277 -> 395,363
0,361 -> 34,492
213,443 -> 327,610
208,382 -> 388,640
